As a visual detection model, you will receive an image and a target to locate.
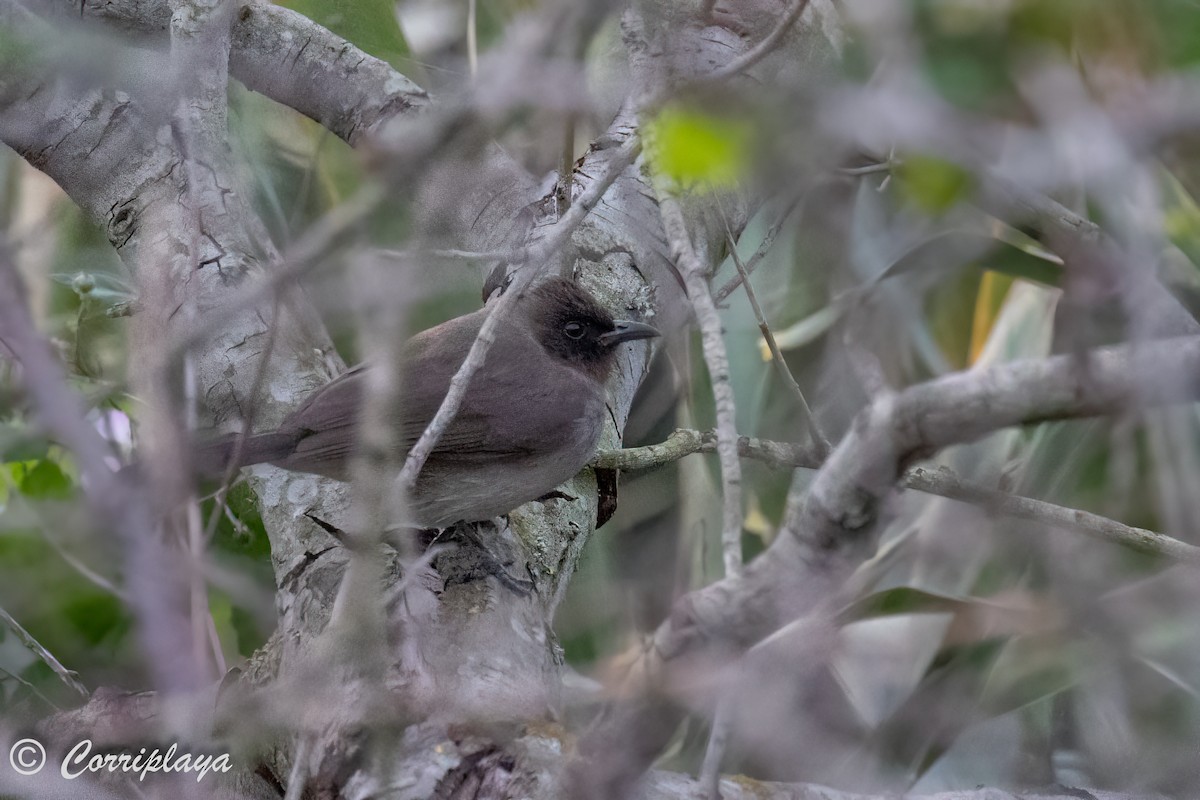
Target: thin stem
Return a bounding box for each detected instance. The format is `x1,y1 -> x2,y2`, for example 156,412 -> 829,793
0,605 -> 88,699
838,161 -> 896,177
201,292 -> 283,542
467,0 -> 478,78
657,192 -> 745,579
704,0 -> 813,83
593,427 -> 1200,566
558,115 -> 575,218
698,694 -> 733,799
283,733 -> 313,800
720,210 -> 827,452
713,192 -> 804,304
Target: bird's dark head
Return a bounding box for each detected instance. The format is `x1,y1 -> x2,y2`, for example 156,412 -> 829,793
524,277 -> 659,381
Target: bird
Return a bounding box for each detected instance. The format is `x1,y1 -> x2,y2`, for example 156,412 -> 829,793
196,277 -> 659,528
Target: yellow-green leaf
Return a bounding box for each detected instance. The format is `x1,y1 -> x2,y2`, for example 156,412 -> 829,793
896,155 -> 975,214
646,107 -> 750,189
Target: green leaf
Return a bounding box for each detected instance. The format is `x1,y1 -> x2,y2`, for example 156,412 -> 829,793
871,637 -> 1008,778
977,233 -> 1063,288
0,529 -> 48,565
917,1 -> 1016,110
62,592 -> 127,647
970,278 -> 1058,366
0,426 -> 51,463
208,482 -> 271,560
979,636 -> 1080,715
1147,0 -> 1200,68
276,0 -> 411,70
839,585 -> 972,624
1163,169 -> 1200,270
771,305 -> 841,352
0,26 -> 41,73
647,106 -> 751,189
16,460 -> 73,501
896,155 -> 975,214
229,603 -> 268,659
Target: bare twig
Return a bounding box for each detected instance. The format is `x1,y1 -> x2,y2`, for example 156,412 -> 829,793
594,428 -> 1200,565
656,191 -> 744,579
593,428 -> 718,470
704,0 -> 813,82
0,664 -> 62,710
283,733 -> 313,800
422,247 -> 521,263
0,473 -> 127,598
395,279 -> 524,496
712,195 -> 804,304
698,693 -> 733,799
593,428 -> 818,471
837,161 -> 896,176
467,0 -> 478,78
721,210 -> 827,451
904,466 -> 1200,565
0,605 -> 88,698
557,115 -> 576,220
48,545 -> 126,599
345,250 -> 418,550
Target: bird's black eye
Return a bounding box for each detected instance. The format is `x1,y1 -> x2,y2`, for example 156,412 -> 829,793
564,321 -> 586,339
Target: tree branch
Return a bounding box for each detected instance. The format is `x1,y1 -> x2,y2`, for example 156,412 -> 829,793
34,0 -> 430,145
657,192 -> 745,579
639,771 -> 1152,800
705,0 -> 814,82
594,428 -> 1200,565
642,333 -> 1200,693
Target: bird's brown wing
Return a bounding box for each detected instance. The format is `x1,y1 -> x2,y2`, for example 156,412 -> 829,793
394,312 -> 585,459
282,308 -> 597,470
281,366 -> 367,472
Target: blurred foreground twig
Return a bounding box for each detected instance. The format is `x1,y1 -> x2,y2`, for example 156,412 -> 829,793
595,367 -> 1200,569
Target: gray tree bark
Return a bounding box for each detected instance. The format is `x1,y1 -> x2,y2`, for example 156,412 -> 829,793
0,1 -> 1184,799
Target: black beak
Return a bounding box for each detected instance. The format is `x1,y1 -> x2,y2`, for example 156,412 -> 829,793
599,319 -> 660,346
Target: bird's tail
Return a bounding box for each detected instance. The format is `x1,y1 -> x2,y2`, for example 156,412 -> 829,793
192,430 -> 300,479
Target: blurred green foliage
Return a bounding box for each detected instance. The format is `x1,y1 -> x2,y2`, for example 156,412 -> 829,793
2,0 -> 1200,793
896,156 -> 975,215
277,0 -> 412,70
646,106 -> 752,189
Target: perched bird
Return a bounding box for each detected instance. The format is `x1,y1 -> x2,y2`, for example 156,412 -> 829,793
198,277 -> 659,528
